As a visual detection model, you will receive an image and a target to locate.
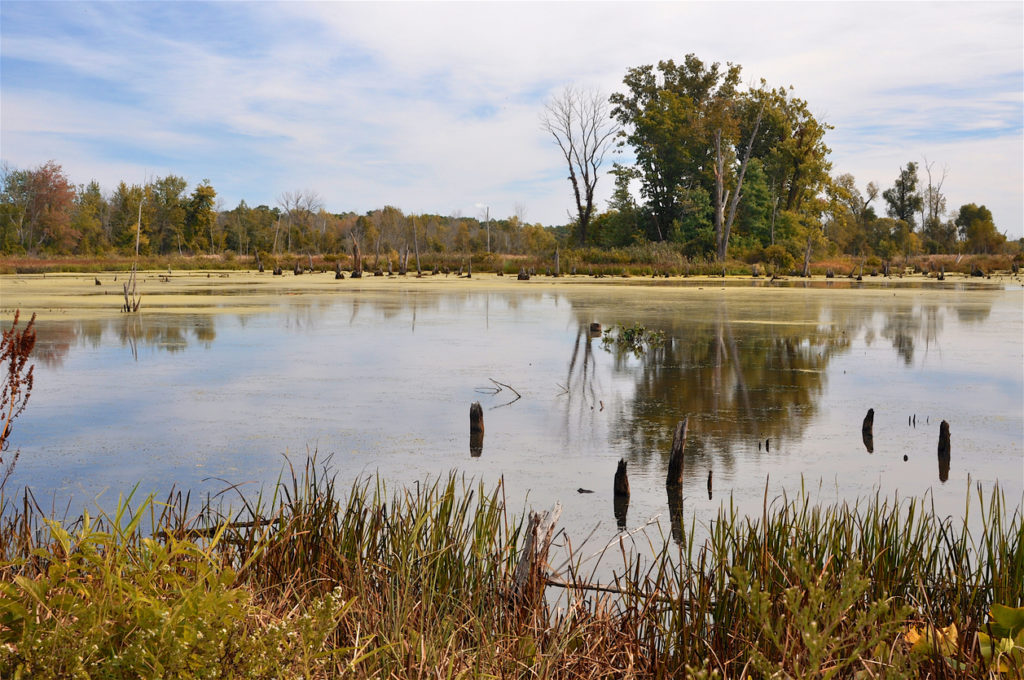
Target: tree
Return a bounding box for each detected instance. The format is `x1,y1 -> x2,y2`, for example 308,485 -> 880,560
882,163 -> 923,228
918,158 -> 952,253
71,181 -> 109,254
955,203 -> 1005,253
184,180 -> 216,253
542,86 -> 618,246
611,55 -> 742,242
148,175 -> 187,254
0,161 -> 77,253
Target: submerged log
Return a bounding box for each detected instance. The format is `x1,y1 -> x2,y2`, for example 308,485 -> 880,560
862,408 -> 875,453
470,402 -> 484,434
613,459 -> 630,498
707,469 -> 713,500
937,420 -> 951,483
666,418 -> 689,487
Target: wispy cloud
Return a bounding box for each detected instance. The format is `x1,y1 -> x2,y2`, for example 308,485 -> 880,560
2,1 -> 1021,235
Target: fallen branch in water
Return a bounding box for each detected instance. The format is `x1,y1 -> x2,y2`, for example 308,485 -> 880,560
474,378 -> 522,408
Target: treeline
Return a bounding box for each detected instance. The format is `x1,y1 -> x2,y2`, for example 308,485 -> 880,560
0,55 -> 1017,262
0,167 -> 558,261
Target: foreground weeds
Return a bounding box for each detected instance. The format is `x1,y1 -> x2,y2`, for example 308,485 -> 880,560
0,461 -> 1021,678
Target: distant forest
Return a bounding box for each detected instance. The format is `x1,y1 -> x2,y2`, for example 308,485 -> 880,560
1,55 -> 1018,266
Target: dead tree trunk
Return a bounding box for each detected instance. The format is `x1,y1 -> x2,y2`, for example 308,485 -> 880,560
350,236 -> 363,278
666,418 -> 689,487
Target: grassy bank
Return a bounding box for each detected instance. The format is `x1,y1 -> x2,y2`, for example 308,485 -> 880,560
1,460 -> 1020,678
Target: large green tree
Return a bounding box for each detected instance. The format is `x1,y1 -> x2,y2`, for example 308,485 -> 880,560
610,55 -> 742,242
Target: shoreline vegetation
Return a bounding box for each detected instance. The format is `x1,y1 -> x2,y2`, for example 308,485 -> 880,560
0,460 -> 1021,678
0,249 -> 1020,281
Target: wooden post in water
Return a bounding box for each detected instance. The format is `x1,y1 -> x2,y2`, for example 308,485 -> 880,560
937,420 -> 951,482
666,418 -> 688,488
862,408 -> 874,453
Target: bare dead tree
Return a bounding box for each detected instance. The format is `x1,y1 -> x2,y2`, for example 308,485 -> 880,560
541,86 -> 618,246
920,156 -> 949,228
713,101 -> 764,262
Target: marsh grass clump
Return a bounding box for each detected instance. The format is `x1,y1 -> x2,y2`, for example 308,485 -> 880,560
601,322 -> 667,357
0,459 -> 1020,678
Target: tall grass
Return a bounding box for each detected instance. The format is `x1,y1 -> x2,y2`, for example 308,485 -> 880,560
1,459 -> 1020,678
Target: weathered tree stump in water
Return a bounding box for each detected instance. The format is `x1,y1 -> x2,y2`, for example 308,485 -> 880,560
862,408 -> 875,453
470,402 -> 484,435
273,266 -> 283,276
589,322 -> 602,338
513,504 -> 562,606
707,469 -> 713,500
666,418 -> 689,487
470,431 -> 483,458
517,267 -> 530,281
752,263 -> 761,278
614,459 -> 630,498
294,262 -> 303,275
335,270 -> 345,280
258,263 -> 265,273
937,420 -> 951,482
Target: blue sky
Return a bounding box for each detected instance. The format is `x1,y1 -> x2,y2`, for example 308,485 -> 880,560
2,1 -> 1022,237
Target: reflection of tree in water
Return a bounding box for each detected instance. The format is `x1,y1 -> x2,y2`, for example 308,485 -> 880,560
880,303 -> 922,365
569,298 -> 861,476
621,313 -> 849,470
30,315 -> 218,366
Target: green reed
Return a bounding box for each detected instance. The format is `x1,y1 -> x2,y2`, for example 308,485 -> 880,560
1,459 -> 1020,678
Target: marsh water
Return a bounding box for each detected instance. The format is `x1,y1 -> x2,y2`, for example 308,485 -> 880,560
11,280 -> 1024,561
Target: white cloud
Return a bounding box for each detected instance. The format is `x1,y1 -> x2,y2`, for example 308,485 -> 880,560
1,1 -> 1021,235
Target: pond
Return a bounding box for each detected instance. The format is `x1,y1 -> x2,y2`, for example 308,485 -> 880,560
7,275 -> 1024,563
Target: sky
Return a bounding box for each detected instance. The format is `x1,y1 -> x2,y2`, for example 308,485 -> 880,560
2,1 -> 1022,237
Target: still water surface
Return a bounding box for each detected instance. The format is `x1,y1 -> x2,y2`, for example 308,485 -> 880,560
14,283 -> 1024,555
